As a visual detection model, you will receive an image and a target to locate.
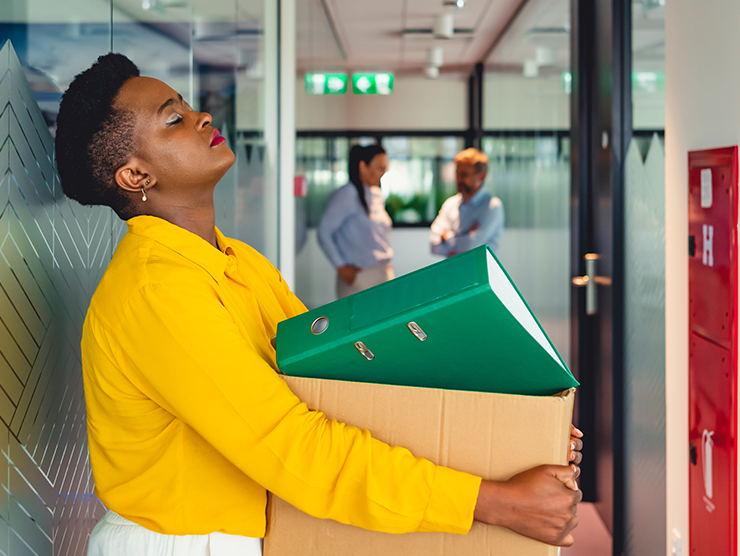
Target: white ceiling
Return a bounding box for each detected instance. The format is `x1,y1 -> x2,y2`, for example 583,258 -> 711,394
296,0 -> 665,77
484,0 -> 569,73
296,0 -> 533,76
4,0 -> 664,95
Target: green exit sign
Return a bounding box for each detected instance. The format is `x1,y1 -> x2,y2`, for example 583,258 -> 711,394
305,73 -> 348,95
352,73 -> 394,95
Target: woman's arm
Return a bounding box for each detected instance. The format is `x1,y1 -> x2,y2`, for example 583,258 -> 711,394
317,187 -> 354,269
107,282 -> 480,535
475,465 -> 581,546
101,280 -> 582,542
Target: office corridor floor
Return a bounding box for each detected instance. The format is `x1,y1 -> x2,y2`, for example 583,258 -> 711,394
561,503 -> 612,556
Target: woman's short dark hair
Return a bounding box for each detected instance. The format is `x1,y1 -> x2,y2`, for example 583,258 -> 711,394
55,53 -> 140,220
348,144 -> 386,214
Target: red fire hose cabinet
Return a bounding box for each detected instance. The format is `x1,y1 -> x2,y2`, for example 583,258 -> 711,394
688,146 -> 738,556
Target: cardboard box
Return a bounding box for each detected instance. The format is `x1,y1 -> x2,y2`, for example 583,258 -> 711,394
264,376 -> 575,556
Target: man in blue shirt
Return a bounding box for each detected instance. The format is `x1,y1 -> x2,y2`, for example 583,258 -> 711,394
429,148 -> 504,257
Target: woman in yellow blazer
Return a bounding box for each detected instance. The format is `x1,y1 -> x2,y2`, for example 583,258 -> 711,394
54,53 -> 583,556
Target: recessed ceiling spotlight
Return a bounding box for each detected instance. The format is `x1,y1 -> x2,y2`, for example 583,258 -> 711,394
443,0 -> 464,7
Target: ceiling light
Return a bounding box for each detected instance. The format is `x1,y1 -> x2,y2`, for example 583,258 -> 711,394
523,59 -> 539,78
427,46 -> 444,68
535,46 -> 557,67
434,12 -> 455,39
425,66 -> 440,79
142,0 -> 187,10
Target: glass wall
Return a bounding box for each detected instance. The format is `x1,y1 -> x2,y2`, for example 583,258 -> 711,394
381,136 -> 462,225
3,0 -> 277,262
294,133 -> 464,309
482,0 -> 571,366
296,134 -> 463,229
1,1 -> 278,553
624,2 -> 666,554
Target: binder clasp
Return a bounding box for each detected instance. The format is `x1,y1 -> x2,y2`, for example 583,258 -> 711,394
354,342 -> 375,361
407,322 -> 427,341
311,317 -> 329,335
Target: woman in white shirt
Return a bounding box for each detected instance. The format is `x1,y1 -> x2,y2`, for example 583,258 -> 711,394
317,144 -> 394,298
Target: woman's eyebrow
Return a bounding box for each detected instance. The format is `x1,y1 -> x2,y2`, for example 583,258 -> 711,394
157,93 -> 183,117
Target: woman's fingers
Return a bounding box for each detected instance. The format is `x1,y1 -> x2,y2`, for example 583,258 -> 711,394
568,428 -> 583,464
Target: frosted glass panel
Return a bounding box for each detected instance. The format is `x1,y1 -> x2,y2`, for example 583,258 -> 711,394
1,0 -> 278,552
632,3 -> 665,130
481,0 -> 572,369
0,40 -> 108,556
624,134 -> 666,555
112,0 -> 278,265
481,135 -> 571,368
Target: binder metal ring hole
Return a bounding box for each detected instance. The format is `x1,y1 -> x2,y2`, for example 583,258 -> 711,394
354,342 -> 375,361
407,322 -> 427,341
311,317 -> 329,335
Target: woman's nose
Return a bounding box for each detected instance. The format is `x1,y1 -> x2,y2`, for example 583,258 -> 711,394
196,111 -> 213,129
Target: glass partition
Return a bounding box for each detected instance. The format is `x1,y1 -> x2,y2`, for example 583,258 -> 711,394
293,133 -> 465,309
111,0 -> 277,262
624,2 -> 666,554
1,1 -> 278,552
482,0 -> 571,366
381,136 -> 462,225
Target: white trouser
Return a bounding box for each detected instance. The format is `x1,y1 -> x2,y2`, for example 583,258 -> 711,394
336,261 -> 394,299
87,510 -> 262,556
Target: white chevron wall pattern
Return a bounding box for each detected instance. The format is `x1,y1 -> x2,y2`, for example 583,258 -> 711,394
0,40 -> 110,556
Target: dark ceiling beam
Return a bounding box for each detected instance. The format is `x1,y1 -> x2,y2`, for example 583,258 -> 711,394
318,0 -> 347,60
480,0 -> 532,63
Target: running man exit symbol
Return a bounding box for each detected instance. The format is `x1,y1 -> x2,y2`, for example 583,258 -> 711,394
703,224 -> 714,267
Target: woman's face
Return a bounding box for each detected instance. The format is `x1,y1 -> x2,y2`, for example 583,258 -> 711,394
115,76 -> 235,200
358,154 -> 388,187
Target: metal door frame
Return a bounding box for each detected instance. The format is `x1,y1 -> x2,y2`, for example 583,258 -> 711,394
570,0 -> 632,552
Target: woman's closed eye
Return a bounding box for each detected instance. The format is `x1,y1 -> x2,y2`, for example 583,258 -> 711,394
166,113 -> 183,126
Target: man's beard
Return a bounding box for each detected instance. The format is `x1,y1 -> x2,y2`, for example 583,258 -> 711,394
457,183 -> 473,195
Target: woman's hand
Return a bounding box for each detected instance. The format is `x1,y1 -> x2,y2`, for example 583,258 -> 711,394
569,425 -> 583,466
474,465 -> 581,546
337,265 -> 360,285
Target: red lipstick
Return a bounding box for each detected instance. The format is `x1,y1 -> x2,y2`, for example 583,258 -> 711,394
211,128 -> 226,147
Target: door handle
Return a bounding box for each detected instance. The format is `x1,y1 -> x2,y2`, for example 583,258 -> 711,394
572,254 -> 612,315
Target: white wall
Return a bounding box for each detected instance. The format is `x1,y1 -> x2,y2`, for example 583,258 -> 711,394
296,76 -> 468,130
294,71 -> 662,133
634,89 -> 666,130
484,73 -> 570,130
665,1 -> 740,553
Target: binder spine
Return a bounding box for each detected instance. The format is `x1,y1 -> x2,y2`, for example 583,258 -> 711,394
278,284 -> 488,371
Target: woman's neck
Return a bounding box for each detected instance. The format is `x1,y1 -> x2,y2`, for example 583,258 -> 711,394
147,202 -> 218,249
173,208 -> 218,249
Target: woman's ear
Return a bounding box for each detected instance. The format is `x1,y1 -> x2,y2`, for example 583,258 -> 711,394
115,159 -> 155,197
